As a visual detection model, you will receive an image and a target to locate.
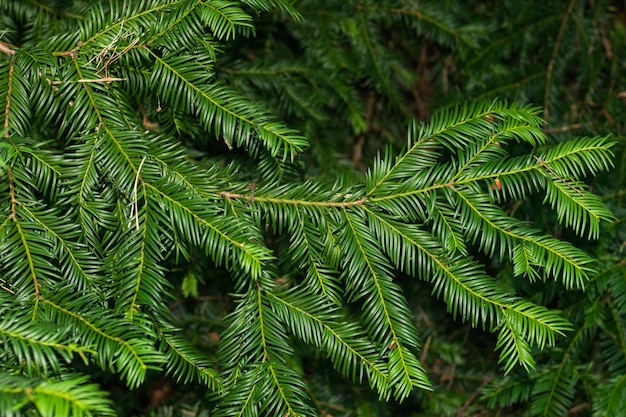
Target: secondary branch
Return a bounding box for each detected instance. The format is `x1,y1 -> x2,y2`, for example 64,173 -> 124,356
218,191 -> 367,208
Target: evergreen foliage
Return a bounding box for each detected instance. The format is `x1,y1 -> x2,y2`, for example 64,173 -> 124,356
0,1 -> 623,416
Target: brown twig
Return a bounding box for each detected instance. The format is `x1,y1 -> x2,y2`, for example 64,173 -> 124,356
0,41 -> 16,56
534,155 -> 585,197
3,60 -> 14,138
352,91 -> 376,170
138,102 -> 160,132
0,277 -> 14,294
543,123 -> 584,133
456,375 -> 495,417
412,40 -> 432,121
419,334 -> 432,365
446,326 -> 471,389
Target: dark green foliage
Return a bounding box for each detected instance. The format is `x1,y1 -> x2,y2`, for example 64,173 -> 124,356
0,1 -> 624,416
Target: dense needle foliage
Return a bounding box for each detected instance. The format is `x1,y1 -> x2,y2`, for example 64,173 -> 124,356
0,1 -> 624,416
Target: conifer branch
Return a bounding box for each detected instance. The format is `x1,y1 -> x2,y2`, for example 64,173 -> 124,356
19,205 -> 99,293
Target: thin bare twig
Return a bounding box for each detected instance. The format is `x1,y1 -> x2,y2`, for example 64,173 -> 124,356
352,91 -> 375,170
544,123 -> 585,133
100,36 -> 140,71
534,155 -> 585,197
456,375 -> 496,417
3,60 -> 14,138
419,334 -> 432,365
131,156 -> 147,230
0,277 -> 14,294
0,41 -> 15,56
